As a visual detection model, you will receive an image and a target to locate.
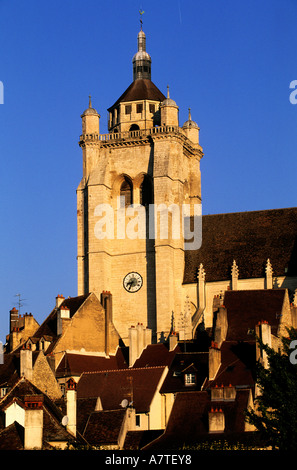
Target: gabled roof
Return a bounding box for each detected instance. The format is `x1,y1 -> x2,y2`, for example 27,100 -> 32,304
144,389 -> 255,450
83,409 -> 126,446
0,354 -> 20,388
160,352 -> 208,394
184,207 -> 297,284
108,79 -> 165,110
20,294 -> 91,356
223,289 -> 286,340
0,421 -> 24,450
32,294 -> 90,342
132,343 -> 180,369
77,367 -> 166,413
56,348 -> 128,378
0,377 -> 77,448
204,341 -> 256,390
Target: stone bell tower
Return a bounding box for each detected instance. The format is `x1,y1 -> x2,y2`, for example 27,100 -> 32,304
77,25 -> 203,344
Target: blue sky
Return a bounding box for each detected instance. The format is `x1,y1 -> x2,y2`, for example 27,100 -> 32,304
0,0 -> 296,342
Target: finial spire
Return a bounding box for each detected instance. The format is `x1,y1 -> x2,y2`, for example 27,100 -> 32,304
88,95 -> 92,108
167,85 -> 170,99
139,9 -> 145,30
188,107 -> 192,120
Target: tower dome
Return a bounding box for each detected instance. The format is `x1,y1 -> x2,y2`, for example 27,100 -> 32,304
160,86 -> 179,127
161,85 -> 178,108
81,95 -> 99,118
182,108 -> 199,129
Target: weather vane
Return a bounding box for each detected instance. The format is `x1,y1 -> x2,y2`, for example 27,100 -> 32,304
139,9 -> 145,30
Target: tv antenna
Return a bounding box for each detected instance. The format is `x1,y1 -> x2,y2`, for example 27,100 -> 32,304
15,293 -> 26,315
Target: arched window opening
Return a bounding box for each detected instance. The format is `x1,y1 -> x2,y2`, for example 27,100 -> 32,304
120,177 -> 133,207
140,176 -> 152,206
129,124 -> 140,131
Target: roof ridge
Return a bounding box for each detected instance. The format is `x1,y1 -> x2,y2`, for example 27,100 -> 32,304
202,206 -> 297,218
81,365 -> 165,376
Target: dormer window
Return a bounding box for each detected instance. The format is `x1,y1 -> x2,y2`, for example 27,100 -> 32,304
185,373 -> 196,386
182,363 -> 198,387
0,386 -> 8,398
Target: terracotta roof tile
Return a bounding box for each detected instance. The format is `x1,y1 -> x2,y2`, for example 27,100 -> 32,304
0,421 -> 24,450
204,341 -> 256,390
223,289 -> 286,340
77,367 -> 166,413
56,348 -> 128,378
108,79 -> 165,110
132,343 -> 180,368
144,389 -> 254,450
83,409 -> 126,446
184,207 -> 297,283
160,352 -> 208,394
32,294 -> 90,341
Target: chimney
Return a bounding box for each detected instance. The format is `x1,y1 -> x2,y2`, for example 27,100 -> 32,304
255,320 -> 271,368
10,307 -> 19,332
208,342 -> 221,380
214,306 -> 228,347
55,294 -> 65,308
24,395 -> 43,450
57,305 -> 70,335
128,323 -> 152,367
169,332 -> 178,351
20,345 -> 33,381
210,384 -> 224,401
224,383 -> 236,401
101,291 -> 113,357
208,407 -> 225,433
66,378 -> 77,437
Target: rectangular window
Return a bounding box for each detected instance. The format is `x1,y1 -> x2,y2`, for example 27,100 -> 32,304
185,373 -> 196,385
149,104 -> 155,114
135,415 -> 141,427
125,105 -> 132,115
136,103 -> 143,114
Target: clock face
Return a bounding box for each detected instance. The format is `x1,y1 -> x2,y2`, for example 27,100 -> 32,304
123,272 -> 143,293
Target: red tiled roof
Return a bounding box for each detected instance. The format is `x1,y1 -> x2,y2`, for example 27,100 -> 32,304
204,341 -> 256,390
184,207 -> 297,283
32,294 -> 90,341
132,343 -> 180,368
56,348 -> 128,378
160,352 -> 208,394
144,389 -> 254,450
108,79 -> 165,110
83,409 -> 126,446
223,289 -> 286,340
77,367 -> 166,413
0,422 -> 24,450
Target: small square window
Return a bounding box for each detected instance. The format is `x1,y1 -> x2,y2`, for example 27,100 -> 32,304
137,103 -> 143,114
185,373 -> 196,385
125,105 -> 132,115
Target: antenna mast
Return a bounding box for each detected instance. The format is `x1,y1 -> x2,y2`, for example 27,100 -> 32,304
15,293 -> 26,315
